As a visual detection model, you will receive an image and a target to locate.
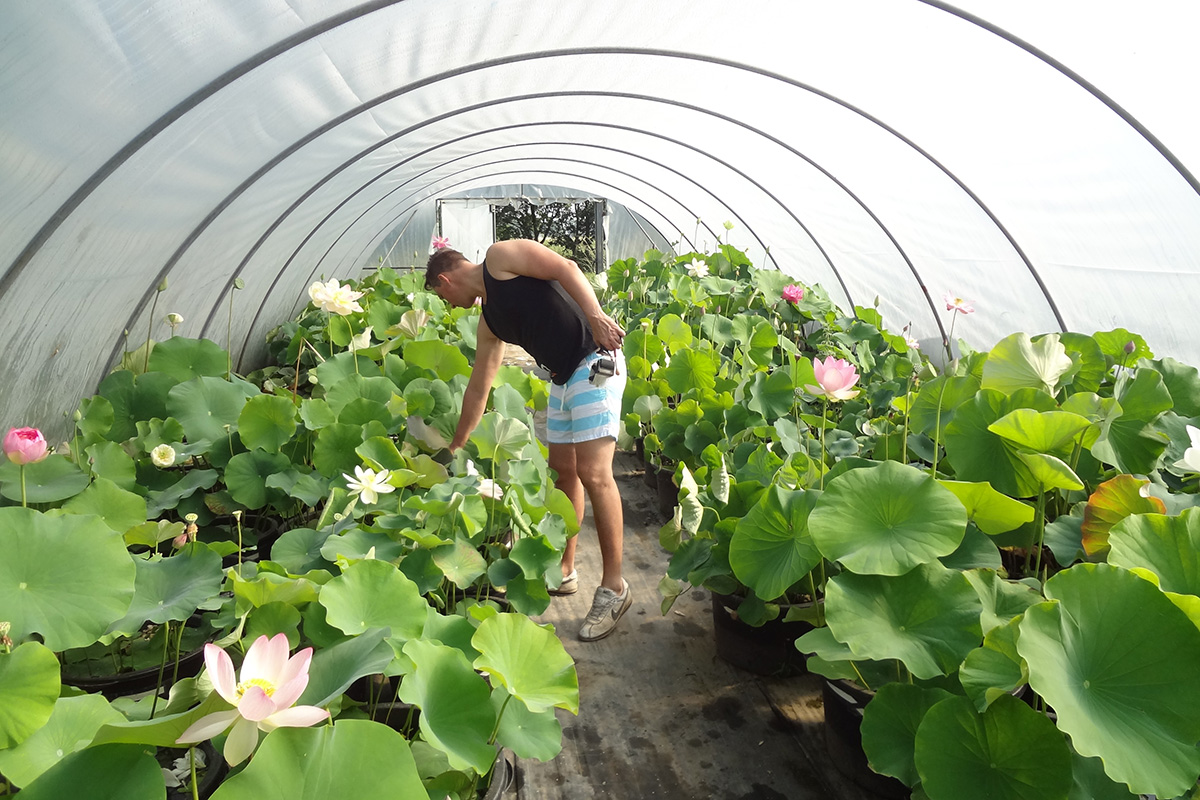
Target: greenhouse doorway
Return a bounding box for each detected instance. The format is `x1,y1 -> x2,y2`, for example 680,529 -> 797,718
436,192 -> 607,272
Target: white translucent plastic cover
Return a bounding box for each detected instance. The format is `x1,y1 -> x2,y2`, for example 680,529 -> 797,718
2,0 -> 1198,435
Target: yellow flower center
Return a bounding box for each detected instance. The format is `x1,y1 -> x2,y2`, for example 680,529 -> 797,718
236,678 -> 276,699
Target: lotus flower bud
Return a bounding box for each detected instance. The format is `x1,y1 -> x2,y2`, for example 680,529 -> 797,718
172,532 -> 190,549
3,427 -> 48,465
150,444 -> 176,468
1124,340 -> 1136,354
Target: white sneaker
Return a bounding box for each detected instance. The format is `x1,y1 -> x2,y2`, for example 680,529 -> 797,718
548,569 -> 578,596
578,579 -> 632,641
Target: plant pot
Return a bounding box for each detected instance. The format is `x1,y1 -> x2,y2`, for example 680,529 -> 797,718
643,457 -> 659,488
61,618 -> 211,699
163,740 -> 228,800
480,748 -> 516,800
710,592 -> 816,677
634,436 -> 645,464
821,678 -> 910,799
656,467 -> 677,519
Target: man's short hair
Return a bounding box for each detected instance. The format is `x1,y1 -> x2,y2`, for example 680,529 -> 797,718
425,248 -> 468,289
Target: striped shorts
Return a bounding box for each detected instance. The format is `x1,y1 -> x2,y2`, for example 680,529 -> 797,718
546,350 -> 627,444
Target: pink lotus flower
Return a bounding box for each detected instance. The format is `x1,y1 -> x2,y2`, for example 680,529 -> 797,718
944,293 -> 975,314
805,356 -> 861,401
177,634 -> 329,766
782,284 -> 804,303
431,235 -> 451,250
3,427 -> 48,465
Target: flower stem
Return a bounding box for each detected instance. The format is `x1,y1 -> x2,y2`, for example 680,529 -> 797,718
19,465 -> 26,509
146,292 -> 160,372
150,620 -> 171,719
190,746 -> 199,800
226,292 -> 235,380
345,316 -> 358,375
819,398 -> 829,489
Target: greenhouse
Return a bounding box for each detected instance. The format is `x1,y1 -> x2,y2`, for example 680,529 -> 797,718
2,1 -> 1200,798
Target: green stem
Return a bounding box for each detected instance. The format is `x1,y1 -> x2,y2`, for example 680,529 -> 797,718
171,619 -> 187,688
190,746 -> 200,800
236,515 -> 244,569
930,377 -> 949,478
146,292 -> 160,372
819,398 -> 829,489
19,465 -> 26,509
1031,491 -> 1047,580
150,620 -> 171,719
345,315 -> 358,375
226,292 -> 234,380
849,661 -> 872,692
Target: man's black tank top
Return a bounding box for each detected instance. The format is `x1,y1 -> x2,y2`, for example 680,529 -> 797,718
480,261 -> 595,385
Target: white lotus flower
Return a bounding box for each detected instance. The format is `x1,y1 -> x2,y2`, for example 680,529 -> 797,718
308,279 -> 364,316
478,477 -> 503,500
1175,425 -> 1200,473
343,465 -> 395,505
685,258 -> 709,279
150,444 -> 176,468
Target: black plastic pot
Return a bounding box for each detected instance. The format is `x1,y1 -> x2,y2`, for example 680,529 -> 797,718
710,592 -> 816,677
643,457 -> 659,488
164,741 -> 228,800
366,701 -> 421,737
480,748 -> 517,800
656,467 -> 677,519
62,637 -> 207,699
821,678 -> 910,799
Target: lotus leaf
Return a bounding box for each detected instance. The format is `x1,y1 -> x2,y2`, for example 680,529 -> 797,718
147,336 -> 230,381
399,639 -> 496,774
105,543 -> 223,635
0,508 -> 135,651
1108,507 -> 1200,595
1018,564 -> 1200,797
237,394 -> 298,453
1081,474 -> 1166,556
913,694 -> 1071,800
0,693 -> 124,788
958,617 -> 1027,712
472,613 -> 579,714
824,562 -> 982,680
0,642 -> 60,750
980,332 -> 1074,396
209,720 -> 428,800
403,338 -> 471,382
12,742 -> 163,800
0,455 -> 90,504
729,486 -> 822,601
319,559 -> 428,644
809,461 -> 967,575
861,683 -> 954,787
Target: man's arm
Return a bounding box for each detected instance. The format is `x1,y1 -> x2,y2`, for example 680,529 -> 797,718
449,315 -> 506,453
486,239 -> 624,350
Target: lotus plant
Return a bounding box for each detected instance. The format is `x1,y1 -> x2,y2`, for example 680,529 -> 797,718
177,634 -> 329,766
4,426 -> 48,507
805,358 -> 860,488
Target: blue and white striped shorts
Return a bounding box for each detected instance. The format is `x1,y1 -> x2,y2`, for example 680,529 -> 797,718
546,350 -> 627,444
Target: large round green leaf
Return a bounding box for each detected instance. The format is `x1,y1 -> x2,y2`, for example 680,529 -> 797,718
60,477 -> 147,533
861,682 -> 955,787
0,507 -> 135,651
319,559 -> 428,644
224,450 -> 291,510
398,638 -> 497,774
958,617 -> 1028,712
0,693 -> 125,788
311,423 -> 364,478
1108,507 -> 1200,595
431,536 -> 487,589
472,613 -> 579,714
298,628 -> 395,708
402,339 -> 471,382
987,409 -> 1093,455
105,543 -> 224,635
167,376 -> 252,443
914,694 -> 1071,800
908,375 -> 981,437
746,369 -> 795,422
147,335 -> 230,381
0,455 -> 90,504
14,742 -> 164,800
730,486 -> 822,600
470,411 -> 532,463
209,720 -> 429,800
0,642 -> 60,749
661,346 -> 718,394
1089,368 -> 1173,475
1018,564 -> 1200,797
238,394 -> 298,453
809,461 -> 967,576
824,562 -> 982,680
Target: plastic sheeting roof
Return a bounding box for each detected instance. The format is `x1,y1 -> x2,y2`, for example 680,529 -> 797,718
3,0 -> 1200,436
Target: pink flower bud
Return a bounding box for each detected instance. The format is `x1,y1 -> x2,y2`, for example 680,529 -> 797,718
172,533 -> 190,550
3,427 -> 48,465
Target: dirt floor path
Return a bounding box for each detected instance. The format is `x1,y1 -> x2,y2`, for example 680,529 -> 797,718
514,449 -> 884,800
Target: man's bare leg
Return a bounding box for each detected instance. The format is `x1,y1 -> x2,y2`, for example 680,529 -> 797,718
548,442 -> 584,580
572,436 -> 624,593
